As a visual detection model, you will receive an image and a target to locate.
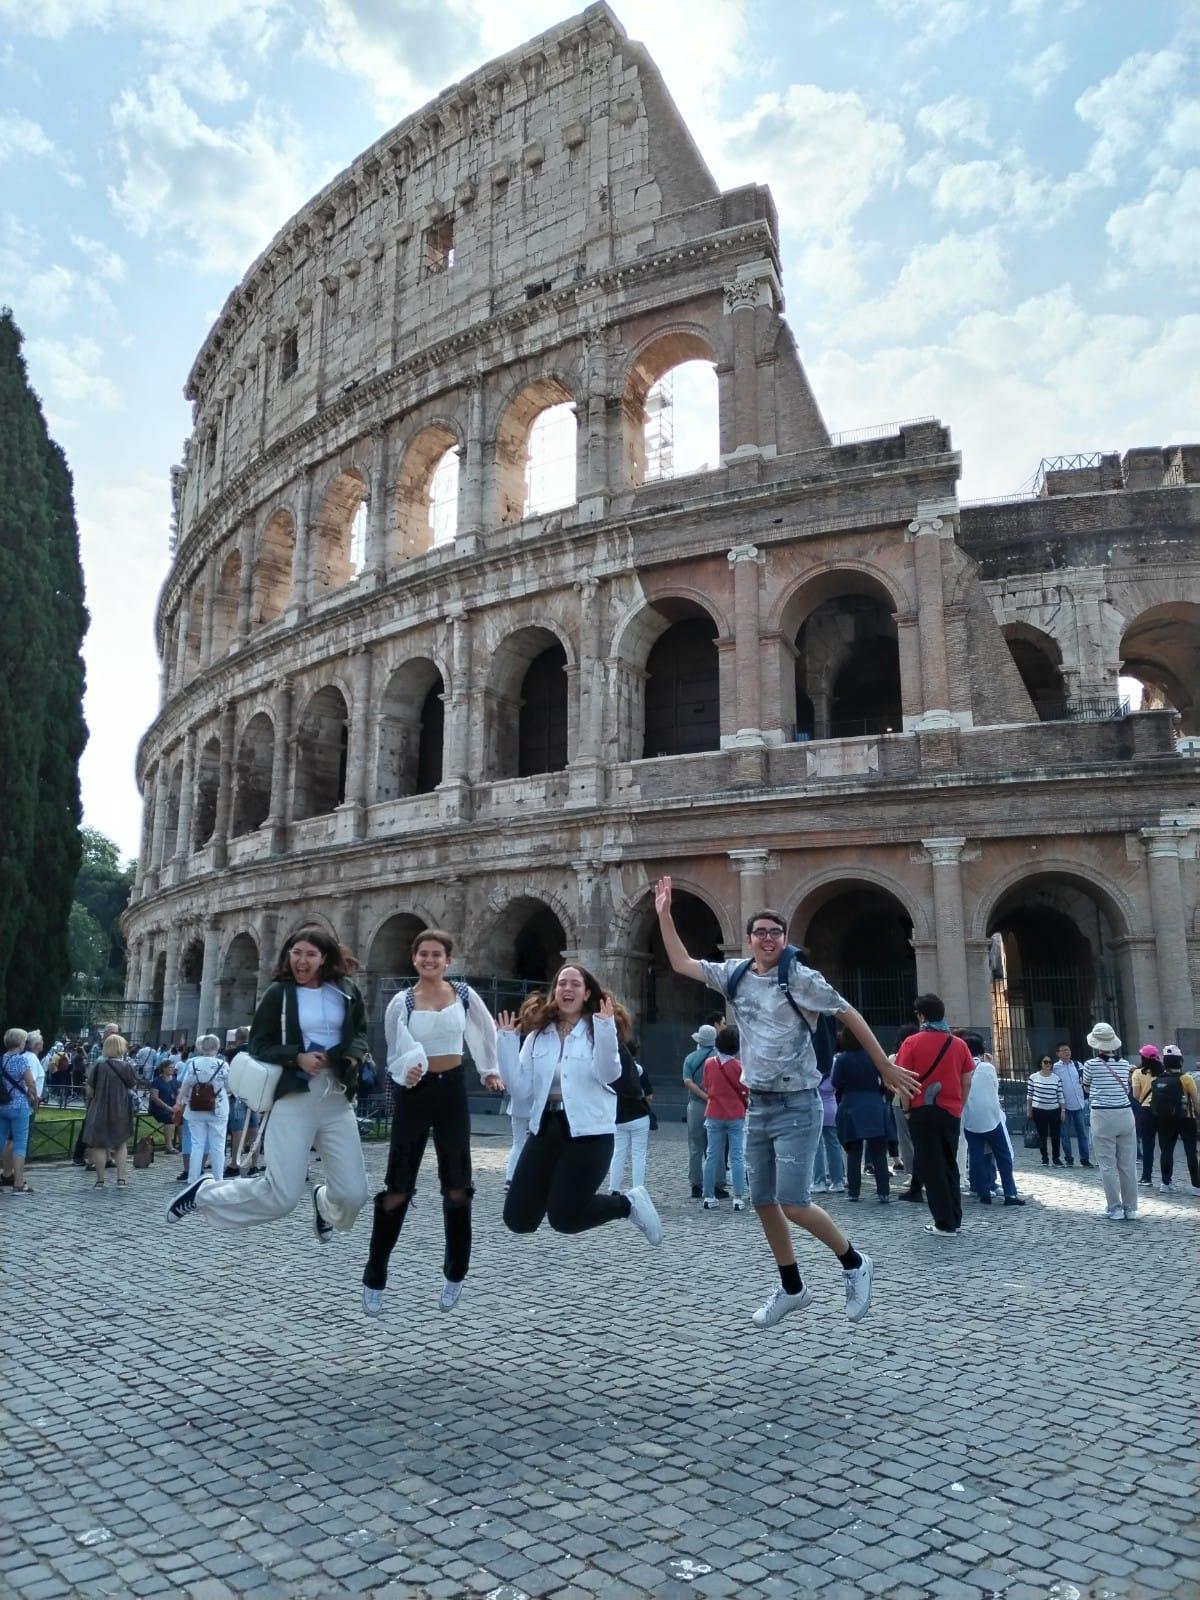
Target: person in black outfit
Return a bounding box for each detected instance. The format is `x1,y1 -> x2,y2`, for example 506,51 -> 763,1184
831,1028 -> 892,1202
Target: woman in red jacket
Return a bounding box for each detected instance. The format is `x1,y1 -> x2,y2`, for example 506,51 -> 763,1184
702,1025 -> 748,1210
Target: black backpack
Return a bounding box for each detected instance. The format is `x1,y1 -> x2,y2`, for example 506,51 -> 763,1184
1150,1072 -> 1185,1121
725,946 -> 836,1076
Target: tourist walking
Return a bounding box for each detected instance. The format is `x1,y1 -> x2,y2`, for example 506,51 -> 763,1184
1081,1023 -> 1138,1220
831,1029 -> 891,1203
500,965 -> 662,1249
1132,1045 -> 1163,1185
960,1033 -> 1023,1206
362,929 -> 502,1316
682,1024 -> 717,1198
609,1022 -> 655,1196
896,996 -> 975,1238
1151,1045 -> 1200,1195
654,879 -> 916,1325
811,1057 -> 846,1194
1027,1056 -> 1066,1165
177,1035 -> 231,1186
0,1029 -> 41,1195
167,926 -> 370,1237
701,1024 -> 747,1209
82,1034 -> 137,1189
1052,1042 -> 1091,1167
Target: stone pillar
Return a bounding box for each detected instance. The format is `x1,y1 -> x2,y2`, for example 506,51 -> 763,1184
149,761 -> 170,877
135,940 -> 157,1008
344,646 -> 374,838
268,679 -> 293,855
199,555 -> 217,669
568,578 -> 603,807
895,614 -> 923,730
572,858 -> 608,975
458,380 -> 485,549
727,544 -> 765,745
212,701 -> 236,868
197,920 -> 222,1036
579,327 -> 613,518
173,731 -> 196,865
1141,824 -> 1197,1040
965,938 -> 993,1041
923,837 -> 970,1026
236,523 -> 255,644
728,849 -> 773,940
289,469 -> 314,620
721,261 -> 780,461
364,431 -> 389,579
906,502 -> 969,731
257,910 -> 279,1002
162,922 -> 183,1038
174,593 -> 191,685
439,605 -> 473,821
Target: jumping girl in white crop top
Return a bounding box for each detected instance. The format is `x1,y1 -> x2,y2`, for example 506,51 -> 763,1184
361,928 -> 501,1316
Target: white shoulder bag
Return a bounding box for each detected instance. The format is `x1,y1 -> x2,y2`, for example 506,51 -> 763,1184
226,992 -> 288,1168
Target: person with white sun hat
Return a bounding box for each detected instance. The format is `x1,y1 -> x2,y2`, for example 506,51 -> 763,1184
1080,1022 -> 1138,1221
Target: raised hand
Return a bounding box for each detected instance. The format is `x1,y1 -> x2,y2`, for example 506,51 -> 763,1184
496,1010 -> 519,1034
598,995 -> 616,1022
653,876 -> 672,917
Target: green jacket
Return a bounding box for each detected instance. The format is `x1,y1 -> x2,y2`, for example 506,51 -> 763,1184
248,978 -> 369,1100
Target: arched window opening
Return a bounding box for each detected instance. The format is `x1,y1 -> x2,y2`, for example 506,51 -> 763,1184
395,427 -> 460,558
255,509 -> 295,624
525,403 -> 576,517
795,886 -> 916,1034
310,469 -> 367,598
349,500 -> 368,578
518,644 -> 568,777
1119,602 -> 1200,735
1002,626 -> 1067,721
217,934 -> 259,1031
644,361 -> 720,481
376,660 -> 445,802
232,712 -> 274,836
294,685 -> 349,820
430,448 -> 459,545
795,595 -> 901,740
478,896 -> 567,985
192,737 -> 221,848
495,378 -> 576,525
644,615 -> 720,758
640,890 -> 724,1027
212,549 -> 241,656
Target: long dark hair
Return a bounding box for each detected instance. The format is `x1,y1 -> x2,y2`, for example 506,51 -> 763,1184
518,962 -> 610,1037
271,925 -> 358,985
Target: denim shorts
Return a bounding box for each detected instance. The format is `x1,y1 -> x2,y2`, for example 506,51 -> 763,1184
0,1098 -> 32,1160
745,1088 -> 822,1207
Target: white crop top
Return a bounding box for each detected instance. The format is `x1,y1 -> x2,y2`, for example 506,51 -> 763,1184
383,984 -> 499,1086
407,1005 -> 467,1056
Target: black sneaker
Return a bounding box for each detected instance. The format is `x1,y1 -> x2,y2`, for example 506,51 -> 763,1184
897,1189 -> 923,1203
977,1194 -> 993,1205
691,1185 -> 702,1199
1080,1160 -> 1092,1168
715,1187 -> 729,1200
312,1184 -> 334,1242
1003,1195 -> 1026,1206
166,1175 -> 212,1223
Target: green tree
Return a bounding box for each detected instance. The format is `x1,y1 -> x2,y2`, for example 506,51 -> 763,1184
73,826 -> 134,991
68,902 -> 108,987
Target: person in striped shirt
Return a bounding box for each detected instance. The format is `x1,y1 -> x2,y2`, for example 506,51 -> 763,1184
1026,1056 -> 1066,1165
1081,1023 -> 1138,1220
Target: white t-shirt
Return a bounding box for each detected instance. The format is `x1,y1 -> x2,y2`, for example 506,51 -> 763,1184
296,983 -> 347,1050
961,1059 -> 1005,1133
20,1050 -> 45,1096
699,957 -> 848,1092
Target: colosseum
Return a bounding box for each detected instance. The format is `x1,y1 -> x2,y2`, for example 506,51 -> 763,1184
123,1 -> 1200,1080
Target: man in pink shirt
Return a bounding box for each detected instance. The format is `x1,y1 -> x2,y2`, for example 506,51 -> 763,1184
701,1025 -> 748,1210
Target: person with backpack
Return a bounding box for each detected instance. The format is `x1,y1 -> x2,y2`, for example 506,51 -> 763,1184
701,1024 -> 748,1209
1131,1045 -> 1163,1185
176,1035 -> 231,1186
0,1028 -> 41,1195
895,996 -> 976,1237
361,928 -> 503,1317
653,879 -> 917,1328
831,1026 -> 892,1203
1151,1045 -> 1200,1195
1080,1023 -> 1138,1220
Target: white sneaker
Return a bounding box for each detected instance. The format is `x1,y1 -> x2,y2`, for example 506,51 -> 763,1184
362,1287 -> 384,1317
702,1198 -> 719,1210
312,1184 -> 334,1242
626,1185 -> 663,1244
731,1198 -> 745,1212
1100,1206 -> 1124,1220
1158,1181 -> 1176,1193
752,1284 -> 813,1329
1123,1208 -> 1139,1220
923,1224 -> 959,1237
438,1280 -> 464,1312
843,1253 -> 873,1323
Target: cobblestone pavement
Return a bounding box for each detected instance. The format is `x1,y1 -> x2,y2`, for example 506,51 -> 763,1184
3,1127 -> 1197,1600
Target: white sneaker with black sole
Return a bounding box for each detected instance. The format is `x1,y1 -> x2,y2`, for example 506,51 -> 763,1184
924,1224 -> 959,1237
625,1185 -> 663,1244
439,1280 -> 464,1312
731,1198 -> 745,1212
702,1198 -> 719,1210
362,1287 -> 384,1317
166,1175 -> 212,1223
312,1184 -> 334,1242
843,1253 -> 873,1322
752,1284 -> 814,1329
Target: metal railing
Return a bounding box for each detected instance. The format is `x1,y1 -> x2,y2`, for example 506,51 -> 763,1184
829,416 -> 936,447
793,716 -> 901,742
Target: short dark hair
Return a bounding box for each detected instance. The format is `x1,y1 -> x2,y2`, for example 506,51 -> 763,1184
714,1024 -> 739,1055
746,908 -> 787,937
411,927 -> 454,961
914,993 -> 945,1022
962,1032 -> 985,1055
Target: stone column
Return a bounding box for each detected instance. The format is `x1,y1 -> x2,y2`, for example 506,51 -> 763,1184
923,837 -> 971,1026
236,523 -> 255,644
721,261 -> 780,461
458,379 -> 485,549
344,646 -> 374,838
572,858 -> 608,975
257,910 -> 279,1002
197,920 -> 222,1036
268,679 -> 293,855
162,922 -> 183,1038
905,502 -> 968,731
579,327 -> 612,518
728,544 -> 765,745
1140,824 -> 1197,1040
199,555 -> 218,669
364,431 -> 389,580
439,605 -> 472,821
289,469 -> 314,620
135,940 -> 157,1008
174,593 -> 192,684
173,732 -> 196,865
149,761 -> 170,877
728,849 -> 773,939
212,701 -> 236,868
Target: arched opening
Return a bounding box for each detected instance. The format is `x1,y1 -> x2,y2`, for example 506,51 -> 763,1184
638,889 -> 725,1027
792,884 -> 917,1032
232,712 -> 274,835
363,911 -> 425,1063
1119,602 -> 1200,735
310,468 -> 367,598
623,333 -> 720,485
644,609 -> 720,758
395,426 -> 460,557
795,595 -> 901,740
987,873 -> 1127,1074
376,660 -> 445,801
1002,624 -> 1067,721
479,896 -> 568,984
217,933 -> 259,1031
485,627 -> 570,780
495,377 -> 576,525
293,685 -> 349,820
192,737 -> 221,849
184,585 -> 204,674
212,549 -> 242,657
254,509 -> 294,624
175,937 -> 204,1044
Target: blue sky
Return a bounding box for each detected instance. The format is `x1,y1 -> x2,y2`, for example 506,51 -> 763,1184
2,0 -> 1197,858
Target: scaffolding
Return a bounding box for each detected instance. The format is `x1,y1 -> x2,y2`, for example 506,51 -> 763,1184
645,370 -> 675,482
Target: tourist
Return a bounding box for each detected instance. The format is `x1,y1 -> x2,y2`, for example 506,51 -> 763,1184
148,1056 -> 180,1154
896,995 -> 975,1238
0,1028 -> 40,1195
701,1023 -> 747,1210
1132,1045 -> 1162,1185
654,879 -> 916,1325
682,1023 -> 717,1198
831,1026 -> 891,1203
1151,1045 -> 1200,1195
960,1032 -> 1023,1206
1026,1055 -> 1066,1166
361,929 -> 502,1316
82,1033 -> 137,1189
0,1029 -> 46,1187
1081,1023 -> 1138,1220
1052,1042 -> 1091,1167
609,1019 -> 655,1197
166,926 -> 370,1237
500,965 -> 662,1249
177,1035 -> 231,1187
503,1083 -> 532,1190
811,1054 -> 846,1195
891,1023 -> 922,1197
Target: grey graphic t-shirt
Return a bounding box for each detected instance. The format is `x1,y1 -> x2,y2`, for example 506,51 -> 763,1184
699,958 -> 849,1092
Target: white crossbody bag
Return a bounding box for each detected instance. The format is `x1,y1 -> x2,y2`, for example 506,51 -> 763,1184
227,993 -> 288,1167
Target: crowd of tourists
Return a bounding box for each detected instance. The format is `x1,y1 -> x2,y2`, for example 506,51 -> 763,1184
3,888 -> 1196,1326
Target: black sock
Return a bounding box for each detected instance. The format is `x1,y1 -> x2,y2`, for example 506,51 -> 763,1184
779,1262 -> 803,1296
838,1244 -> 863,1271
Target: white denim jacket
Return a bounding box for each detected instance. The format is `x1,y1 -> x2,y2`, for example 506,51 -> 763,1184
496,1014 -> 621,1136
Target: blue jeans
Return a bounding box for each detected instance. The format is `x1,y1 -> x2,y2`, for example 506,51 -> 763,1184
745,1089 -> 822,1207
703,1118 -> 746,1200
1059,1107 -> 1089,1162
810,1125 -> 845,1189
964,1124 -> 1018,1199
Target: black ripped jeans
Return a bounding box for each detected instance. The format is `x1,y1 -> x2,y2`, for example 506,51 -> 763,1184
503,1109 -> 630,1236
363,1068 -> 473,1288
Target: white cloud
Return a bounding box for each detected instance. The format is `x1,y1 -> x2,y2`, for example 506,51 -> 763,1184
22,264 -> 77,320
0,0 -> 281,45
908,147 -> 1089,225
873,0 -> 987,47
107,77 -> 324,275
915,94 -> 990,147
1011,41 -> 1068,100
1165,96 -> 1200,154
1075,47 -> 1188,183
1105,166 -> 1200,286
25,335 -> 121,411
0,108 -> 81,182
71,233 -> 126,281
841,230 -> 1010,344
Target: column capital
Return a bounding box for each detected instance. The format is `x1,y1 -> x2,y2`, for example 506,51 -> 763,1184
906,497 -> 958,540
722,258 -> 782,315
445,601 -> 469,624
1140,827 -> 1183,859
921,836 -> 967,866
727,543 -> 764,567
728,848 -> 774,874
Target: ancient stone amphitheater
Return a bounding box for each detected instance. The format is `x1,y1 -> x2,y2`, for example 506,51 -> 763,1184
124,2 -> 1200,1068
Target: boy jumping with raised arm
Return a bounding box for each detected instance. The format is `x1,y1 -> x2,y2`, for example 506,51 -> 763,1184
654,876 -> 919,1327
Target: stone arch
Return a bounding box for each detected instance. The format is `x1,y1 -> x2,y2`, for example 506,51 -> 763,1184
310,467 -> 367,598
776,567 -> 906,742
770,563 -> 908,636
175,934 -> 205,1044
969,860 -> 1136,946
376,657 -> 445,800
474,891 -> 575,983
232,711 -> 274,835
293,684 -> 349,819
619,324 -> 721,486
254,507 -> 295,624
788,874 -> 921,1025
212,547 -> 242,656
216,932 -> 259,1030
1002,622 -> 1068,721
484,623 -> 574,779
1119,601 -> 1200,734
623,880 -> 729,1033
361,907 -> 437,975
782,866 -> 932,946
611,595 -> 725,763
192,735 -> 221,848
612,877 -> 738,959
493,373 -> 578,525
393,421 -> 462,559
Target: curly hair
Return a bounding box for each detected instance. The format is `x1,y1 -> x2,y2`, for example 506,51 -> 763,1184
517,962 -> 612,1038
271,925 -> 359,984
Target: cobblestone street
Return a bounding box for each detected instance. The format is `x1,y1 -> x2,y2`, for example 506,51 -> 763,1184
3,1127 -> 1197,1600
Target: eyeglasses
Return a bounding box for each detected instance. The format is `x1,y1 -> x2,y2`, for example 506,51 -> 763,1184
750,929 -> 783,940
1040,1059 -> 1052,1065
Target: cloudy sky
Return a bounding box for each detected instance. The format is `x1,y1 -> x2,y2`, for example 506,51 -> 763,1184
2,0 -> 1197,858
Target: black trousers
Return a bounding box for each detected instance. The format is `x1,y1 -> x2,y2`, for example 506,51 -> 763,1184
1031,1106 -> 1061,1162
1157,1117 -> 1199,1187
845,1136 -> 890,1199
1137,1108 -> 1158,1180
907,1106 -> 961,1232
503,1109 -> 630,1235
363,1069 -> 473,1289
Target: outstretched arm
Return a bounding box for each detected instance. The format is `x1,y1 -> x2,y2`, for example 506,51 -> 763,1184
840,1006 -> 920,1098
654,876 -> 708,984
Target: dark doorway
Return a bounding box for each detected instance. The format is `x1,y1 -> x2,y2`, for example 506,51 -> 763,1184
643,617 -> 719,757
517,644 -> 568,776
